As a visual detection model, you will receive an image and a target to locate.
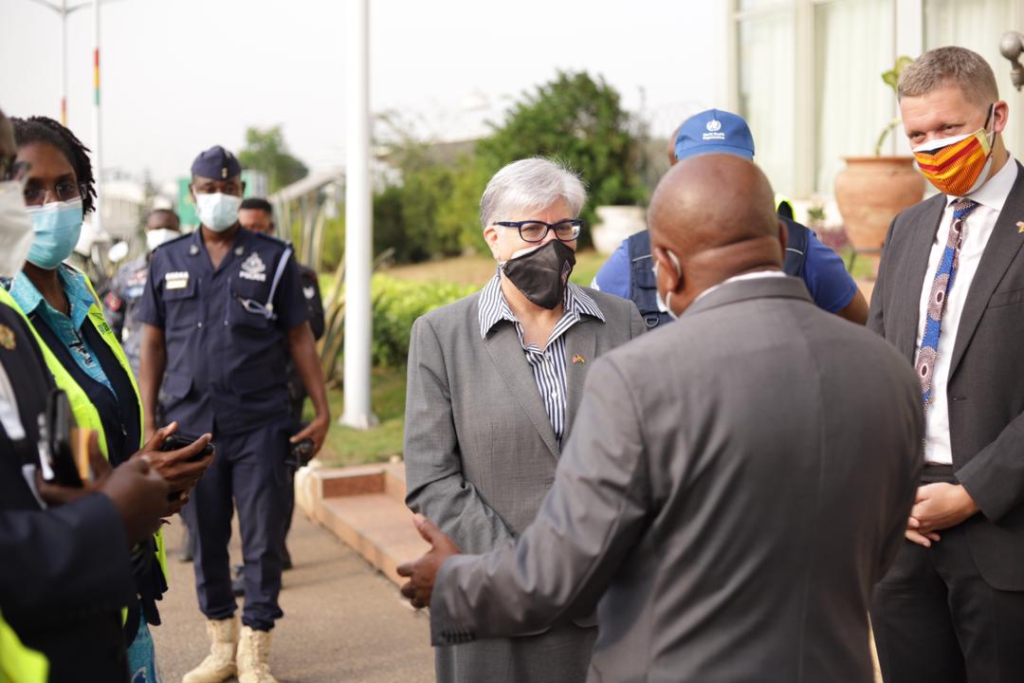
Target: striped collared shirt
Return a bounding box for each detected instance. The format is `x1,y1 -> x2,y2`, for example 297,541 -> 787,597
478,272 -> 605,444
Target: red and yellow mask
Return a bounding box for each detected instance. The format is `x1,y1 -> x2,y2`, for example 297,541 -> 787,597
912,105 -> 996,197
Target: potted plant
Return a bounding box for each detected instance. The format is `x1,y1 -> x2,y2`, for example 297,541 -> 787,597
834,56 -> 926,277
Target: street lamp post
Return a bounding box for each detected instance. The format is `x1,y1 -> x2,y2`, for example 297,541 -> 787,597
341,0 -> 378,429
21,0 -> 91,125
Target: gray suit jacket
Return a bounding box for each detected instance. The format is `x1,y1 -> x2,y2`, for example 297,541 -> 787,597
430,277 -> 923,683
869,161 -> 1024,590
404,285 -> 644,612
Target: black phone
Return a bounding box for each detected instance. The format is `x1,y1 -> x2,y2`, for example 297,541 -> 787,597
160,433 -> 215,462
41,389 -> 83,487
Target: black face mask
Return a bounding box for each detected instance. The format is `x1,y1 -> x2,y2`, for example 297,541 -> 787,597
501,240 -> 576,309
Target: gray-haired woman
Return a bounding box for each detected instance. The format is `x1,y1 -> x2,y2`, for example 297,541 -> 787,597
403,158 -> 645,682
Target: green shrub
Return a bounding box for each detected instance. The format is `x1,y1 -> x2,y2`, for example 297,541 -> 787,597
370,275 -> 477,367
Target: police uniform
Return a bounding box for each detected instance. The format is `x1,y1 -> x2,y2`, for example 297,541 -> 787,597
103,254 -> 151,378
0,288 -> 135,682
138,219 -> 309,632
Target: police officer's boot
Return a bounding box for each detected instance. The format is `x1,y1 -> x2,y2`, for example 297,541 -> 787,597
236,625 -> 277,683
183,616 -> 238,683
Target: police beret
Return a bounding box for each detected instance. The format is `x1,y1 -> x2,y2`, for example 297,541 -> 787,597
191,145 -> 241,180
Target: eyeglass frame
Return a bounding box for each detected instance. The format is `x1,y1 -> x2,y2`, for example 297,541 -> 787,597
492,219 -> 584,243
21,178 -> 88,207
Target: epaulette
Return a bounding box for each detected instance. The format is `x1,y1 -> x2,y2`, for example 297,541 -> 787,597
152,231 -> 192,252
248,231 -> 291,250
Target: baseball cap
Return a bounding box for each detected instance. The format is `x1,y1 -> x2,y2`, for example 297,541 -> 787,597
674,109 -> 756,163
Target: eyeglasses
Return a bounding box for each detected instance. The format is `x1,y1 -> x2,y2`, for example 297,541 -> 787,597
493,219 -> 583,243
22,179 -> 86,206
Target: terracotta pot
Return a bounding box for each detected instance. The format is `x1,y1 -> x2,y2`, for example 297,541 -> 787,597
834,156 -> 926,256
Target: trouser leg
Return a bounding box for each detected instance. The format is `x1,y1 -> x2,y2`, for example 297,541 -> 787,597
232,419 -> 289,631
191,431 -> 236,621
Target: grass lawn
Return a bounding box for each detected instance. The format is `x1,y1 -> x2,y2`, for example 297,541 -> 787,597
310,365 -> 407,468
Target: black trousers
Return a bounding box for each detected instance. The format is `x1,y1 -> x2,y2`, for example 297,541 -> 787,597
871,465 -> 1024,683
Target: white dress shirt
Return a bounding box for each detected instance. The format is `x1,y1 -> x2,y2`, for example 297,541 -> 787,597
915,154 -> 1019,465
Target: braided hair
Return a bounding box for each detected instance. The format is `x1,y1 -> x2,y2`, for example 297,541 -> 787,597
11,115 -> 96,215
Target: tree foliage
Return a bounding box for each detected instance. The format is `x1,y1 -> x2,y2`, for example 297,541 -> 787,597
477,71 -> 647,238
372,71 -> 645,263
238,126 -> 309,194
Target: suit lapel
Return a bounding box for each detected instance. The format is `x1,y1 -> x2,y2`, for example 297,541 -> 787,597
948,165 -> 1024,379
483,323 -> 560,460
893,198 -> 946,361
563,318 -> 599,443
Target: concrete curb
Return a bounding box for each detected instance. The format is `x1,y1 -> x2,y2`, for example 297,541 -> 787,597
295,460 -> 428,587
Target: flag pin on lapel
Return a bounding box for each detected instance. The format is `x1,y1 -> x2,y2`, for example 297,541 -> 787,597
572,354 -> 586,364
1018,221 -> 1024,234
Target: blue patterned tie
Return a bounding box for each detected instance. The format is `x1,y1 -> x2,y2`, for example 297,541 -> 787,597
914,198 -> 979,405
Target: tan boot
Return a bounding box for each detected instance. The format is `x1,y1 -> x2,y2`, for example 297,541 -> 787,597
182,617 -> 238,683
236,625 -> 277,683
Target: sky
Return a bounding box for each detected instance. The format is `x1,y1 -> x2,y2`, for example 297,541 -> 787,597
0,0 -> 726,185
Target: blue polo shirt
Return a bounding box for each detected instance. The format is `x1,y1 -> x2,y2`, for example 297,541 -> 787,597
592,228 -> 858,314
10,265 -> 116,394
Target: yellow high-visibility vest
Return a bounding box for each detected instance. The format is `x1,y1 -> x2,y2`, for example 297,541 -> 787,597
0,276 -> 168,585
0,610 -> 48,683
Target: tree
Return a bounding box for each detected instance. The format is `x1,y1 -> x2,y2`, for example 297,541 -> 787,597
238,126 -> 309,194
476,71 -> 647,242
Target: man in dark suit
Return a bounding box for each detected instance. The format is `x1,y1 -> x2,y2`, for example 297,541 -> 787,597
869,46 -> 1024,682
398,153 -> 923,682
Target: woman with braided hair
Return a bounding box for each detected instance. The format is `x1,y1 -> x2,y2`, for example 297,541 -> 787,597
6,116 -> 214,682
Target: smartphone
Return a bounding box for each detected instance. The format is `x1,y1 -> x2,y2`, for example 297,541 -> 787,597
41,390 -> 84,487
160,433 -> 216,462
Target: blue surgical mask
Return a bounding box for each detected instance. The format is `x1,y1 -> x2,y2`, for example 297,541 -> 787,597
26,198 -> 84,270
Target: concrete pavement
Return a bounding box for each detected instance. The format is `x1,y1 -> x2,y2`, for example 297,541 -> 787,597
151,511 -> 435,683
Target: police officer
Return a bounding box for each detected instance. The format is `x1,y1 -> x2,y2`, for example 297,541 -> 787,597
138,146 -> 330,683
593,109 -> 870,327
0,105 -> 198,682
104,208 -> 182,378
237,197 -> 324,576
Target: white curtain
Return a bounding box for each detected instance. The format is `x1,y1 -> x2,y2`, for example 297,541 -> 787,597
924,0 -> 1016,155
739,10 -> 796,195
814,0 -> 895,195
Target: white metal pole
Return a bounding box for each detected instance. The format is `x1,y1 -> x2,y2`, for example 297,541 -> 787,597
91,0 -> 102,234
341,0 -> 377,429
60,0 -> 68,124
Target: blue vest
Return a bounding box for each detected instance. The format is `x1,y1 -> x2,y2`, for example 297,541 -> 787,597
627,216 -> 809,329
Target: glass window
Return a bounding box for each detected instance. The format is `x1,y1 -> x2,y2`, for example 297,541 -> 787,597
814,0 -> 895,194
924,0 -> 1015,151
738,10 -> 795,195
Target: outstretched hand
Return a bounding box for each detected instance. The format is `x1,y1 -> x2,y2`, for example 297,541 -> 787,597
397,514 -> 462,609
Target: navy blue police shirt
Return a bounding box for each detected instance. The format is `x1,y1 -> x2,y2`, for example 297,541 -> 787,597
137,227 -> 310,436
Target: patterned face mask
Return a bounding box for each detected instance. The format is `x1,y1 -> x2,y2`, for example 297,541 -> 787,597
912,104 -> 995,197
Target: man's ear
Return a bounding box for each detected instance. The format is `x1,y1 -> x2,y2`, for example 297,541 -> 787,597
653,246 -> 682,293
777,218 -> 789,260
993,100 -> 1010,135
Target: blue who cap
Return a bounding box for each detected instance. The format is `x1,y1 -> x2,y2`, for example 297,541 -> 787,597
191,145 -> 241,180
674,109 -> 755,163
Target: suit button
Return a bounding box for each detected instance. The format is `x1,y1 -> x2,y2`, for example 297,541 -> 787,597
197,321 -> 203,328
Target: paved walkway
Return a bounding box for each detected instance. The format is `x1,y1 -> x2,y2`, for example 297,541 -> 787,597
151,512 -> 435,683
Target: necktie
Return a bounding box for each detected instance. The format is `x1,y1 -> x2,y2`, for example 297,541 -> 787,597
914,198 -> 979,405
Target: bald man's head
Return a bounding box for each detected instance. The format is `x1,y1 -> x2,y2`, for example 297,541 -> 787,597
649,153 -> 786,316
